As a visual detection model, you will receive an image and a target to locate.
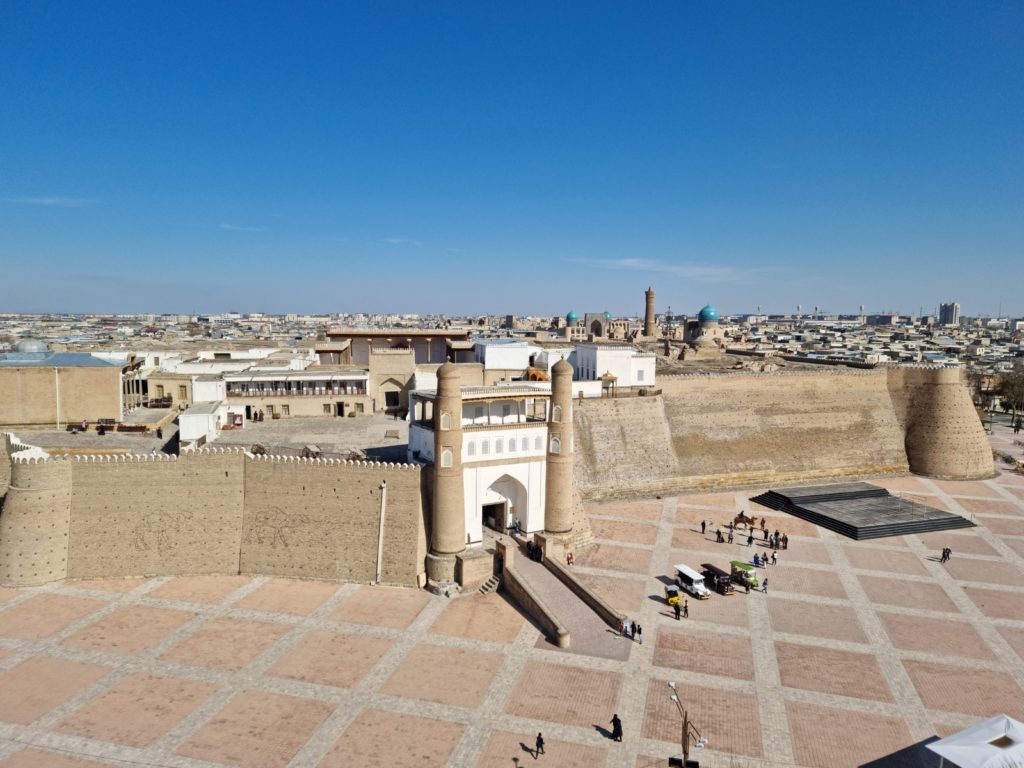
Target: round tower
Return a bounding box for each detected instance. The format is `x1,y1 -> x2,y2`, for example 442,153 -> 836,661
544,359 -> 574,534
428,363 -> 466,585
644,287 -> 656,337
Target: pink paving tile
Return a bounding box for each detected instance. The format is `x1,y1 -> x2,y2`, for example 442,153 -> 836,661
590,517 -> 659,545
679,587 -> 750,628
67,578 -> 145,593
842,545 -> 929,576
1003,537 -> 1024,559
676,491 -> 737,508
964,585 -> 1024,620
429,592 -> 525,644
998,625 -> 1024,663
0,594 -> 107,640
917,530 -> 1000,556
475,730 -> 606,768
903,493 -> 950,512
904,659 -> 1024,719
0,586 -> 18,604
945,557 -> 1024,586
149,574 -> 251,603
578,543 -> 653,575
671,524 -> 724,552
160,617 -> 289,671
317,709 -> 464,768
880,613 -> 994,660
235,578 -> 338,615
0,656 -> 110,725
654,626 -> 754,680
875,476 -> 934,494
268,630 -> 393,688
331,585 -> 431,629
978,515 -> 1024,536
769,599 -> 867,644
956,498 -> 1023,517
380,644 -> 503,708
776,642 -> 893,702
505,660 -> 623,728
588,499 -> 664,522
0,749 -> 118,768
773,539 -> 831,564
57,672 -> 218,748
62,605 -> 194,655
764,563 -> 847,599
787,700 -> 913,768
858,574 -> 958,612
642,678 -> 762,758
573,572 -> 647,615
931,480 -> 1003,499
177,690 -> 334,768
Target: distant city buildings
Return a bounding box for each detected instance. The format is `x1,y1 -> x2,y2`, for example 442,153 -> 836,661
940,302 -> 962,327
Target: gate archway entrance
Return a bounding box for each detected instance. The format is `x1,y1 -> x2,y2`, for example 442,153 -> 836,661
481,474 -> 527,535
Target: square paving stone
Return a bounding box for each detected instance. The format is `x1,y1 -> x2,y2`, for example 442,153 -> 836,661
842,545 -> 929,576
773,539 -> 831,564
978,516 -> 1024,536
903,659 -> 1024,719
654,626 -> 753,680
642,678 -> 762,758
0,594 -> 106,640
932,480 -> 1003,499
0,656 -> 110,725
0,586 -> 18,604
879,613 -> 994,660
917,530 -> 999,556
677,491 -> 737,508
235,578 -> 339,615
945,557 -> 1024,587
505,660 -> 622,728
1003,538 -> 1024,559
876,476 -> 935,494
330,585 -> 431,629
317,708 -> 464,768
267,630 -> 393,688
579,543 -> 653,575
956,498 -> 1022,517
786,701 -> 912,768
768,599 -> 867,644
765,564 -> 847,599
998,626 -> 1024,663
573,572 -> 646,615
69,578 -> 146,593
590,499 -> 663,521
62,605 -> 194,655
57,672 -> 218,748
177,689 -> 334,768
679,587 -> 750,628
428,592 -> 524,644
380,644 -> 503,709
475,730 -> 606,768
0,748 -> 118,767
775,641 -> 894,702
671,524 -> 722,552
590,518 -> 659,545
160,617 -> 289,671
858,574 -> 958,612
964,586 -> 1024,620
149,574 -> 251,603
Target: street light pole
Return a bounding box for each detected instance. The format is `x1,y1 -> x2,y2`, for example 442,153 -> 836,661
668,682 -> 707,766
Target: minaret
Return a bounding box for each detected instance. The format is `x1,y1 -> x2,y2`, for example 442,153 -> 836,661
428,363 -> 465,585
644,287 -> 656,337
544,359 -> 574,534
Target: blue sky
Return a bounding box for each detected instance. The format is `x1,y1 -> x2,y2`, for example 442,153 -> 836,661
1,2 -> 1021,317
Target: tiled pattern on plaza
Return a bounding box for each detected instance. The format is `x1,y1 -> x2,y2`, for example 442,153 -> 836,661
2,432 -> 1024,766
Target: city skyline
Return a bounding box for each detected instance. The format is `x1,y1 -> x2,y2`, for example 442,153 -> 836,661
2,2 -> 1022,316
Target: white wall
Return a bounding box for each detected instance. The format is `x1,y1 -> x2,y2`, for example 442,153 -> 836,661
192,378 -> 226,402
407,424 -> 435,463
461,425 -> 548,463
474,342 -> 536,371
463,459 -> 547,544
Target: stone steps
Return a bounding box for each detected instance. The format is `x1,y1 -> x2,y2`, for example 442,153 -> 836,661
478,574 -> 500,595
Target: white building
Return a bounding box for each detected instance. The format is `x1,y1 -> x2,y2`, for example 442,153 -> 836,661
573,344 -> 656,388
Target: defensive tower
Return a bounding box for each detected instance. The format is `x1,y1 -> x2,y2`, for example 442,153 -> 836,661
544,359 -> 574,534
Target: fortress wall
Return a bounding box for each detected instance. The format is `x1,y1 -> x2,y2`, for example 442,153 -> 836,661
0,458 -> 73,586
241,457 -> 426,585
66,451 -> 246,580
887,366 -> 995,480
575,369 -> 911,499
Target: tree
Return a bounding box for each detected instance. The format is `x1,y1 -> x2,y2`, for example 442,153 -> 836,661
996,362 -> 1024,422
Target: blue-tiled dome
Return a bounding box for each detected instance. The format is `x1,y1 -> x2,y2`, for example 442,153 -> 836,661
566,311 -> 578,322
604,311 -> 612,321
698,305 -> 719,323
14,338 -> 48,353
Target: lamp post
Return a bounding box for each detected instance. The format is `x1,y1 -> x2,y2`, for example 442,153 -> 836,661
667,682 -> 707,766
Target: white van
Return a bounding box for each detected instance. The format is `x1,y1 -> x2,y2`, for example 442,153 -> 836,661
674,563 -> 711,599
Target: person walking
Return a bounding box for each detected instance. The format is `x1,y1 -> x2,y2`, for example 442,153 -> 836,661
771,551 -> 777,566
535,733 -> 545,757
629,622 -> 636,641
610,714 -> 623,742
682,599 -> 689,618
636,623 -> 643,645
763,527 -> 769,542
747,532 -> 754,547
701,520 -> 706,535
762,577 -> 769,594
728,530 -> 734,544
674,601 -> 681,620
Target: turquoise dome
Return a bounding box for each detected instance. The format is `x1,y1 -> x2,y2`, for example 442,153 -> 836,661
566,311 -> 578,322
698,305 -> 719,323
604,311 -> 612,321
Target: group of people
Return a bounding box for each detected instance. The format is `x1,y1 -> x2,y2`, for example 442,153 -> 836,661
620,619 -> 643,644
524,540 -> 543,562
533,715 -> 622,760
940,547 -> 954,563
702,519 -> 789,551
752,551 -> 777,567
673,599 -> 689,620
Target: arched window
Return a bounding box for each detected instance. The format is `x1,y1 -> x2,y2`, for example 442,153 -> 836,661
481,440 -> 489,455
508,438 -> 516,453
550,436 -> 561,454
521,437 -> 529,451
440,448 -> 453,468
534,436 -> 542,450
440,411 -> 451,431
496,440 -> 503,454
467,442 -> 476,457
552,405 -> 562,423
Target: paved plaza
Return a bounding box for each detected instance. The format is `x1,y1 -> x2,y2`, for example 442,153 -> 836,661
2,428 -> 1024,766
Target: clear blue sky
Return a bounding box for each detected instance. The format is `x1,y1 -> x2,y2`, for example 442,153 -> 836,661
2,2 -> 1021,317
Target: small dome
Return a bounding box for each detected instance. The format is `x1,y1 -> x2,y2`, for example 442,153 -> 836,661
436,362 -> 459,379
14,338 -> 48,354
566,311 -> 578,322
553,358 -> 573,376
604,311 -> 612,321
698,305 -> 719,323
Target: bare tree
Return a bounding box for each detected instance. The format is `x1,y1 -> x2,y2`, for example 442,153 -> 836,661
996,362 -> 1024,423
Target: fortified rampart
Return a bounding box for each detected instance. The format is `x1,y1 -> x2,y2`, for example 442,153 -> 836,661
574,366 -> 993,499
0,447 -> 426,588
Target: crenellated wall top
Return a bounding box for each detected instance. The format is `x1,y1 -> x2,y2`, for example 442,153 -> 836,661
244,453 -> 420,470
